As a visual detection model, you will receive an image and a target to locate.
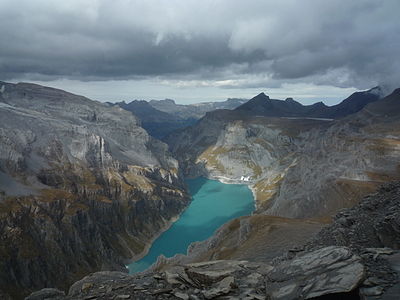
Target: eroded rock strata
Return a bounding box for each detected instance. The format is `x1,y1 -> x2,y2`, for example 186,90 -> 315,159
0,82 -> 190,298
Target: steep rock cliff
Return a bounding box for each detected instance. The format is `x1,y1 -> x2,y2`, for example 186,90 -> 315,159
0,82 -> 190,299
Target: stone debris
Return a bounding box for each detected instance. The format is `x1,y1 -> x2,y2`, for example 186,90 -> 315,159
202,276 -> 235,299
173,291 -> 190,299
266,246 -> 365,299
25,288 -> 65,300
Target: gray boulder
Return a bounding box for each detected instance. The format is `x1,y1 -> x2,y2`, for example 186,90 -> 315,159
265,246 -> 365,299
25,288 -> 65,300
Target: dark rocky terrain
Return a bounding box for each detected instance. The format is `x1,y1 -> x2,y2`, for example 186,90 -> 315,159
235,87 -> 382,118
26,182 -> 400,300
0,82 -> 190,299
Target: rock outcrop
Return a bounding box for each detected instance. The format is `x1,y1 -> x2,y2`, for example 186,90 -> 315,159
0,82 -> 190,299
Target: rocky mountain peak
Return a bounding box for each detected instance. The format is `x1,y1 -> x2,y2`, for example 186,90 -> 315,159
255,92 -> 270,100
368,85 -> 383,95
149,98 -> 176,106
234,87 -> 383,118
312,101 -> 327,107
392,88 -> 400,95
363,86 -> 400,116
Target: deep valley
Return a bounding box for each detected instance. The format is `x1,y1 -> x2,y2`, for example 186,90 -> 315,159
1,81 -> 400,300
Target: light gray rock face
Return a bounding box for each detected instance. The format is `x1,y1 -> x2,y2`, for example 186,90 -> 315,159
68,272 -> 131,297
266,246 -> 365,299
0,82 -> 190,299
25,288 -> 65,300
167,110 -> 302,193
0,81 -> 176,174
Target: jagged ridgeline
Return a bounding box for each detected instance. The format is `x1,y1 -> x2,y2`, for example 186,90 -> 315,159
0,82 -> 190,299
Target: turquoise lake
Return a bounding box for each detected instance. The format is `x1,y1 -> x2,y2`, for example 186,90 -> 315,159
127,177 -> 254,273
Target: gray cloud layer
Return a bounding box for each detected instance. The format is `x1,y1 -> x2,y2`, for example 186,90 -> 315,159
1,0 -> 399,89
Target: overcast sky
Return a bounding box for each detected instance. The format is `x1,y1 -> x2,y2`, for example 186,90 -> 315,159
1,0 -> 399,104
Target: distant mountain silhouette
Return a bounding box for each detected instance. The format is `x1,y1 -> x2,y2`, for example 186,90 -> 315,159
112,98 -> 247,139
235,87 -> 383,118
114,100 -> 177,122
109,100 -> 197,139
149,98 -> 247,119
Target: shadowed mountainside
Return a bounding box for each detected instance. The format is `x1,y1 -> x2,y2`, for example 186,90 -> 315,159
235,86 -> 382,118
149,98 -> 247,120
111,98 -> 247,139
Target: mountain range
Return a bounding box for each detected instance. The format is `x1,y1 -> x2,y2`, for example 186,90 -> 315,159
1,81 -> 400,299
235,86 -> 383,118
110,98 -> 247,139
112,87 -> 383,140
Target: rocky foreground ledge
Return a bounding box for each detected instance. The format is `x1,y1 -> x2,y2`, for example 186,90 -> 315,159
26,246 -> 367,300
26,182 -> 400,300
25,247 -> 400,300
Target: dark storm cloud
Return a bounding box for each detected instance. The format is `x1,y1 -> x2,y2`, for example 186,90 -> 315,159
0,0 -> 399,89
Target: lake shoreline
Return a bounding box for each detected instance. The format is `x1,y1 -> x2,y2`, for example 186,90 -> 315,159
124,214 -> 181,269
126,177 -> 254,273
